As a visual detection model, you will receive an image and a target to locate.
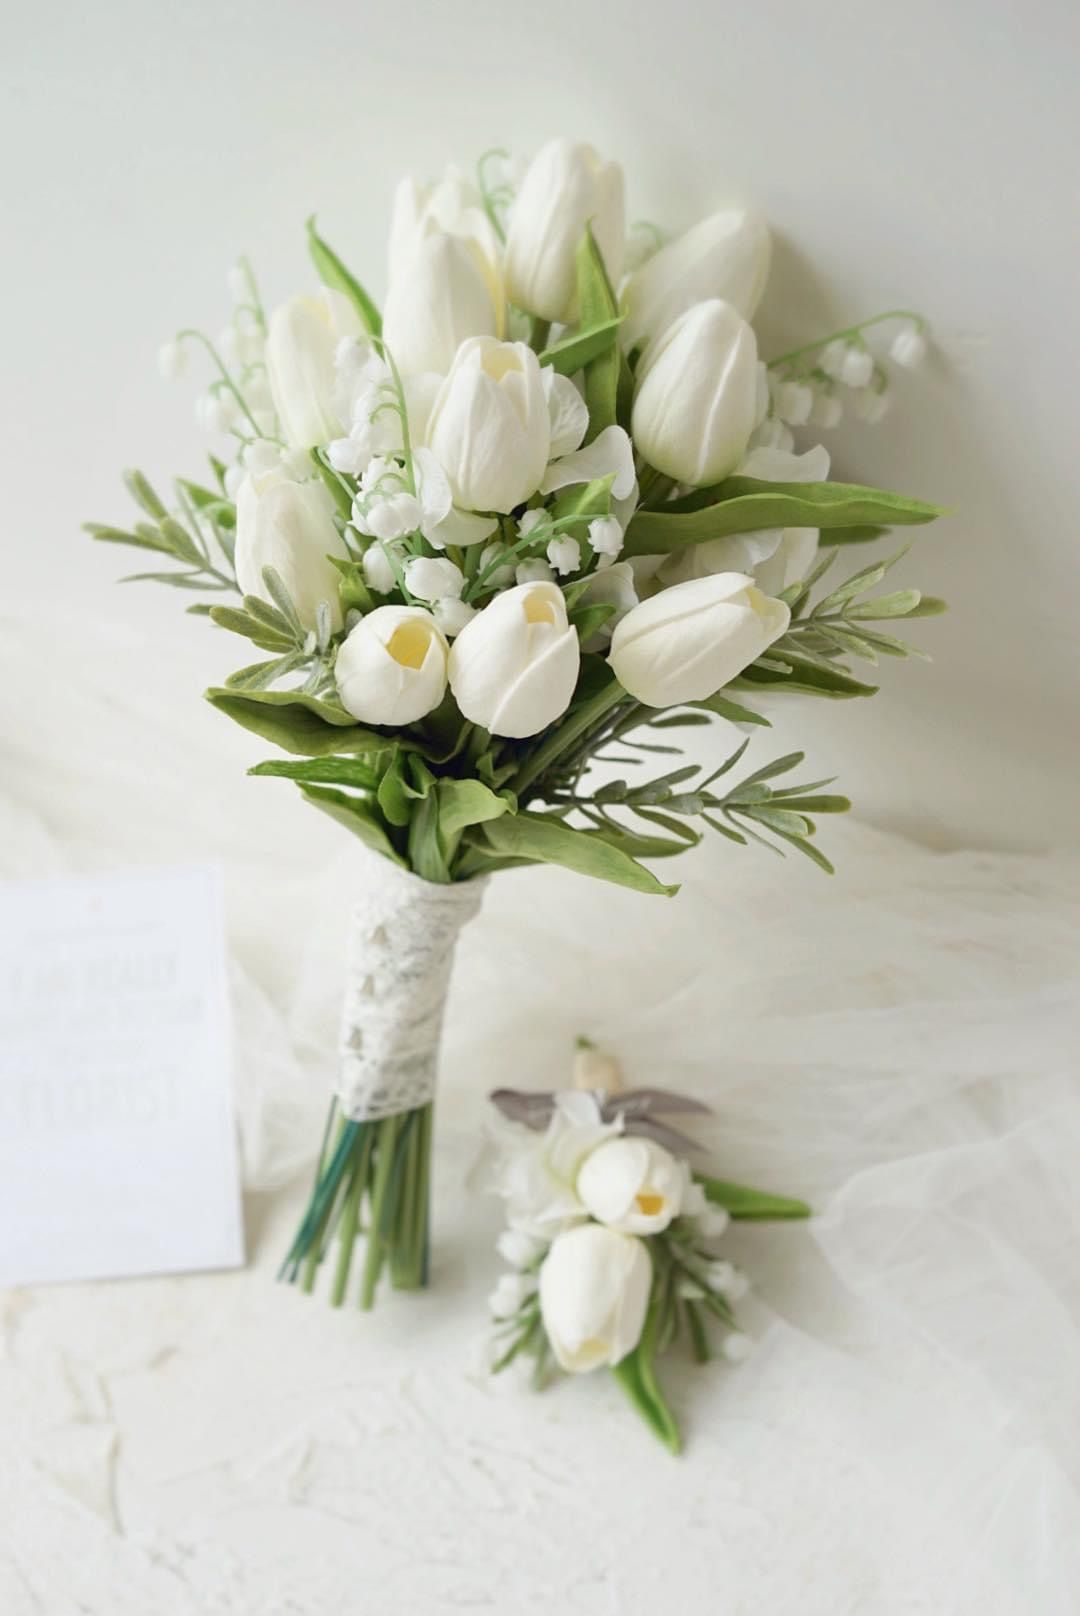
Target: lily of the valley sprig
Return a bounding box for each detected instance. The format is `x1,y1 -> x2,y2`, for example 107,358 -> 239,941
87,137 -> 945,1310
481,1043 -> 810,1453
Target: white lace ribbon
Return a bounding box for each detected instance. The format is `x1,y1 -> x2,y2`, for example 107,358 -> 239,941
336,857 -> 486,1122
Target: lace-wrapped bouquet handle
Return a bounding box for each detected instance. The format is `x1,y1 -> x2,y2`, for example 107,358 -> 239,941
87,135 -> 946,1306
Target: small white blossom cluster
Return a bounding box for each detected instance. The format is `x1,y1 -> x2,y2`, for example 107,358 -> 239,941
480,1054 -> 754,1386
764,315 -> 930,440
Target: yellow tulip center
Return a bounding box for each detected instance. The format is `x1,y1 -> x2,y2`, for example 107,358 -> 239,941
387,620 -> 432,669
635,1192 -> 664,1216
524,596 -> 556,626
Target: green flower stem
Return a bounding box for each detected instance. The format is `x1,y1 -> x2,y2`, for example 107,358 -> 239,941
767,309 -> 927,372
513,679 -> 628,797
330,1127 -> 372,1307
175,328 -> 264,437
300,1114 -> 348,1293
360,1112 -> 401,1309
528,316 -> 551,353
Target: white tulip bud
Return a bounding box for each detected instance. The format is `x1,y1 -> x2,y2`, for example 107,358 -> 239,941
387,169 -> 504,316
631,301 -> 759,486
447,581 -> 580,739
425,338 -> 551,514
265,289 -> 363,449
382,232 -> 499,378
622,207 -> 771,350
404,556 -> 465,602
234,473 -> 348,631
504,138 -> 625,323
539,1224 -> 651,1373
577,1136 -> 687,1235
335,606 -> 448,726
890,325 -> 928,369
610,572 -> 790,707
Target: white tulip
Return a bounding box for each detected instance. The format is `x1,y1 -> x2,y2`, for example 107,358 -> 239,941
234,473 -> 348,631
425,338 -> 551,514
448,580 -> 579,738
539,1224 -> 651,1373
632,300 -> 759,486
610,572 -> 790,706
504,138 -> 625,323
622,207 -> 771,350
388,168 -> 505,316
335,606 -> 448,726
576,1136 -> 687,1235
265,289 -> 363,449
382,232 -> 500,378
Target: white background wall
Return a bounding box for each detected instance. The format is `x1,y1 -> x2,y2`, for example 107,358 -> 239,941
4,0 -> 1078,852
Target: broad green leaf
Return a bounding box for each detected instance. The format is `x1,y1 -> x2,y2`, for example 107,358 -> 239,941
436,778 -> 514,840
306,216 -> 382,337
377,750 -> 413,827
329,555 -> 375,616
478,812 -> 678,896
205,687 -> 387,755
298,784 -> 405,865
698,1174 -> 812,1220
574,226 -> 631,442
249,756 -> 381,789
538,315 -> 624,377
611,1290 -> 681,1454
550,474 -> 614,541
623,479 -> 944,557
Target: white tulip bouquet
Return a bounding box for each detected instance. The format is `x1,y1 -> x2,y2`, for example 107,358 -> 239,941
87,139 -> 944,1309
481,1043 -> 810,1453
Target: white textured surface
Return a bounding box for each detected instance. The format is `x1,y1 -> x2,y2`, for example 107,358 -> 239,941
337,860 -> 485,1120
2,604 -> 1080,1611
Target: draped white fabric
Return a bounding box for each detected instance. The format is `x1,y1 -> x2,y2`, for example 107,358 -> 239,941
2,599 -> 1078,1612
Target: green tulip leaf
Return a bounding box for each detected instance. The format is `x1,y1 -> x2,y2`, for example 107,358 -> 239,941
623,479 -> 945,557
476,812 -> 678,896
306,216 -> 382,337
